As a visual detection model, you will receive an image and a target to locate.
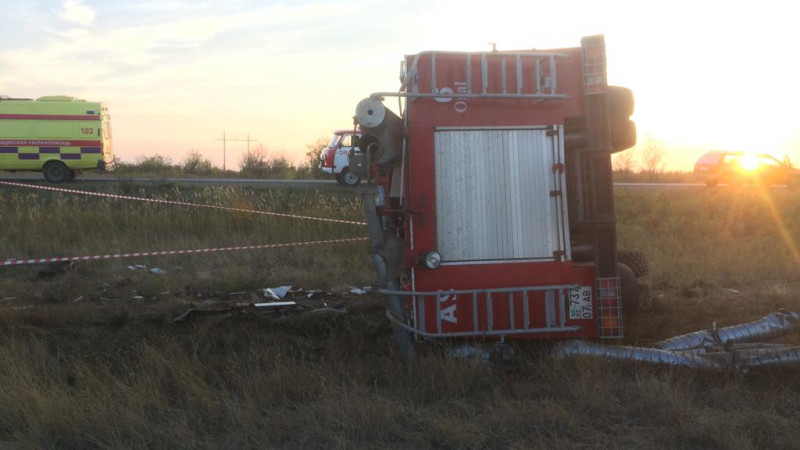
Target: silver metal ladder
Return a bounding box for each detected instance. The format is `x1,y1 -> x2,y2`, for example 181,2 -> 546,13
373,50 -> 571,101
381,285 -> 582,339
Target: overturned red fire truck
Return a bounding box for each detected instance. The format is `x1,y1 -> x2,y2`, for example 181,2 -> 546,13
352,36 -> 644,360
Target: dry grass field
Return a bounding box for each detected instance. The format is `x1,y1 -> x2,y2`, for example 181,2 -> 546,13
1,182 -> 800,449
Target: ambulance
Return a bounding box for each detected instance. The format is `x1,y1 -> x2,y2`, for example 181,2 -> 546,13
318,129 -> 362,186
0,95 -> 114,182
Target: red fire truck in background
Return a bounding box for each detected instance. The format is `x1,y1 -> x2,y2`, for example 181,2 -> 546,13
351,36 -> 645,360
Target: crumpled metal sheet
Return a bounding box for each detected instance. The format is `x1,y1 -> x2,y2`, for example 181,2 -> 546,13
734,347 -> 800,371
551,340 -> 719,369
551,310 -> 800,372
654,310 -> 800,351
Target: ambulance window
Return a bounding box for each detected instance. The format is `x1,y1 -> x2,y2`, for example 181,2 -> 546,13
328,135 -> 340,148
341,135 -> 353,147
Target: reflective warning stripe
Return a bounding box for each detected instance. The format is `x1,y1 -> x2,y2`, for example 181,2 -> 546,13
1,237 -> 369,266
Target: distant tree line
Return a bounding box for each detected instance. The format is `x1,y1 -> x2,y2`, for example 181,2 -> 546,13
113,139 -> 329,179
611,133 -> 669,182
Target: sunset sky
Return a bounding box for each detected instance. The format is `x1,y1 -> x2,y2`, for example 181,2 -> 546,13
1,0 -> 797,171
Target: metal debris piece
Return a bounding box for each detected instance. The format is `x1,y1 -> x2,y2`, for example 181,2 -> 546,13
551,310 -> 800,372
149,267 -> 165,275
349,287 -> 367,295
9,305 -> 33,311
447,345 -> 485,359
447,343 -> 517,369
253,301 -> 297,309
262,285 -> 292,300
655,310 -> 800,351
173,309 -> 194,322
307,307 -> 347,315
735,347 -> 800,371
551,340 -> 719,369
174,300 -> 300,322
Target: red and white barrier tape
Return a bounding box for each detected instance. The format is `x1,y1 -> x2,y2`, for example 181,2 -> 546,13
0,181 -> 367,227
2,237 -> 368,267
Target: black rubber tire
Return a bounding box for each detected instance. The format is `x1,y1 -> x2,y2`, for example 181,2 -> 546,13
610,119 -> 637,153
608,86 -> 636,152
339,168 -> 361,187
67,169 -> 77,181
608,86 -> 635,117
43,161 -> 70,183
619,263 -> 640,315
618,249 -> 649,278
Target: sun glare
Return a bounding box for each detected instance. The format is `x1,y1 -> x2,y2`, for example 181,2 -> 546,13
738,153 -> 760,171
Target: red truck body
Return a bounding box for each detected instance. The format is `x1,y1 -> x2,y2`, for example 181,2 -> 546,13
356,36 -> 633,345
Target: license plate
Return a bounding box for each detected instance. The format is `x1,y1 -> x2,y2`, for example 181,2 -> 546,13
569,286 -> 593,319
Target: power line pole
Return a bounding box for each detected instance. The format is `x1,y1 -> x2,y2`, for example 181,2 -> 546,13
215,131 -> 257,171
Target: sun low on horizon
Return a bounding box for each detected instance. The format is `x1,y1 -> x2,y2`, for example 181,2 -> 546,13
1,0 -> 797,172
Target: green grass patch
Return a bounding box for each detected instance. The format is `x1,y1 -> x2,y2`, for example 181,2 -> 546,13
1,183 -> 800,448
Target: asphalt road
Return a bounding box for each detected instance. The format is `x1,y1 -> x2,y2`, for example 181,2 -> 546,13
614,182 -> 706,188
4,174 -> 786,189
0,174 -> 712,188
0,175 -> 338,187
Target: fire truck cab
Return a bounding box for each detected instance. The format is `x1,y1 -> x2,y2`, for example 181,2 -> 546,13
353,36 -> 641,360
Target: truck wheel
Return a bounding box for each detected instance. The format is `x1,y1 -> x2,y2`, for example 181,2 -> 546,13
608,86 -> 636,152
339,168 -> 361,187
67,169 -> 77,181
43,161 -> 70,183
618,249 -> 649,278
619,263 -> 640,315
610,119 -> 636,152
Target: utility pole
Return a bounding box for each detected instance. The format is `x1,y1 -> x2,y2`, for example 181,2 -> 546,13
215,131 -> 257,171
